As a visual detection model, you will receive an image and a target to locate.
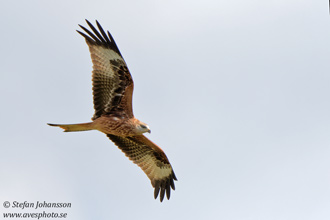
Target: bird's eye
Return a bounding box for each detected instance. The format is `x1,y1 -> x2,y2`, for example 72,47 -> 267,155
140,125 -> 147,129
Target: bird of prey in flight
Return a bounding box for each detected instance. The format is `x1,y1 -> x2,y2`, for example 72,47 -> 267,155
48,20 -> 177,202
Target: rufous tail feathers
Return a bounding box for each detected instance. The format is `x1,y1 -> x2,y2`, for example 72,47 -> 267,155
47,122 -> 94,132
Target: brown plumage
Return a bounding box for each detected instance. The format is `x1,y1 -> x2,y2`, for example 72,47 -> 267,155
48,20 -> 177,202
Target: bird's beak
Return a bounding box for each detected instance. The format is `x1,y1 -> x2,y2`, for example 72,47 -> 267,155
148,130 -> 151,134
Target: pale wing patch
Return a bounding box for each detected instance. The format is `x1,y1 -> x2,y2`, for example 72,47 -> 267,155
135,153 -> 173,181
88,44 -> 125,77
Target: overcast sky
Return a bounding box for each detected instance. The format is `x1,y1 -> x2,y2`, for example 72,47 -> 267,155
1,0 -> 330,219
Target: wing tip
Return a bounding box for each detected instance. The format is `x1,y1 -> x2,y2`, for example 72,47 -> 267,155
153,173 -> 177,202
77,19 -> 122,56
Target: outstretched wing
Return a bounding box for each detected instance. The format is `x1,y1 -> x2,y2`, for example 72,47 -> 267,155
107,134 -> 177,202
77,20 -> 134,120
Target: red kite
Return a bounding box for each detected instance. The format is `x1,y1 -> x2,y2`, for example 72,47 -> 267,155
48,20 -> 177,202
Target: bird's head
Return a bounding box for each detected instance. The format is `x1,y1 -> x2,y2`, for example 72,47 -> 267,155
137,122 -> 151,134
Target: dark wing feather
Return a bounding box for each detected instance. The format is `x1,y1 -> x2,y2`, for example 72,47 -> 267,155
107,134 -> 177,202
77,20 -> 134,120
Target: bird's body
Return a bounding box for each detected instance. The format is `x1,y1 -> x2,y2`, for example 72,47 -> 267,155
49,116 -> 148,136
48,20 -> 177,202
95,116 -> 148,136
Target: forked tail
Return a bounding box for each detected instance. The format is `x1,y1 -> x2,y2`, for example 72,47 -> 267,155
47,122 -> 94,132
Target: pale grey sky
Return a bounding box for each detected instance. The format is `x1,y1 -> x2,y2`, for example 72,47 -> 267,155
1,0 -> 330,219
